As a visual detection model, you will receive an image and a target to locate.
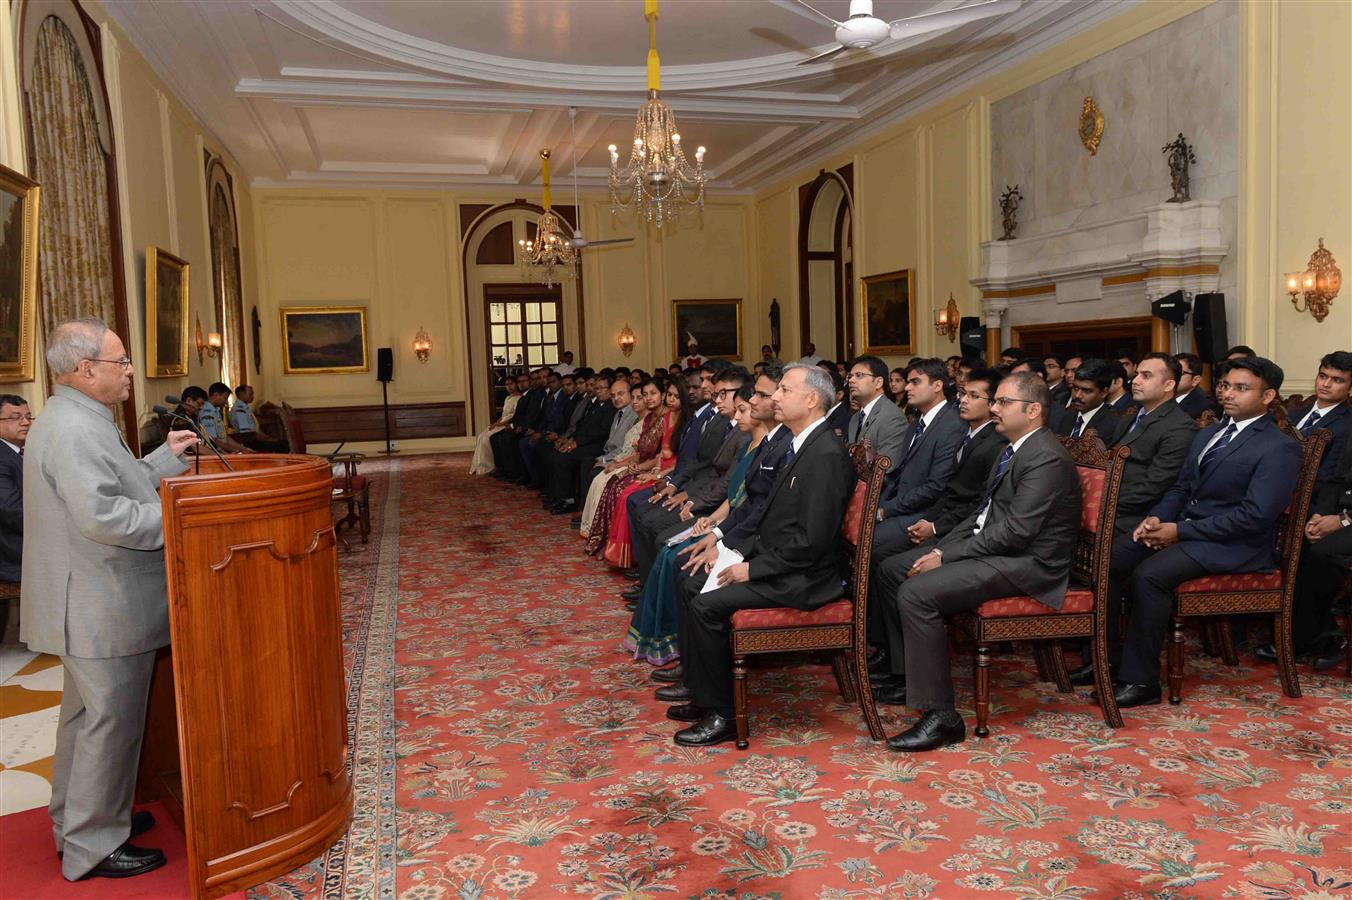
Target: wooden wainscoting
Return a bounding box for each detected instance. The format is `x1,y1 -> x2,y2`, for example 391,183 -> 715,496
294,402 -> 466,443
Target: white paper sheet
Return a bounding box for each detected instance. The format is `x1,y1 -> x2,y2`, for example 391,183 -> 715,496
700,542 -> 745,594
665,524 -> 698,546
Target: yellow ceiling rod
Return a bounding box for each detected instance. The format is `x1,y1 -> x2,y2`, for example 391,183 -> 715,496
539,149 -> 552,209
646,0 -> 660,92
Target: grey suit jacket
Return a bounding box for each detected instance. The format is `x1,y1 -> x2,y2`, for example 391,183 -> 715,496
1110,400 -> 1198,536
879,402 -> 966,520
847,396 -> 908,471
20,385 -> 188,658
598,406 -> 639,463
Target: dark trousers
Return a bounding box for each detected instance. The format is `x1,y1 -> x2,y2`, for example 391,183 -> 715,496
1118,544 -> 1209,686
490,429 -> 524,479
632,501 -> 690,583
676,574 -> 780,715
870,514 -> 925,567
1293,527 -> 1352,650
1104,533 -> 1152,669
868,544 -> 932,670
519,435 -> 545,485
545,447 -> 595,504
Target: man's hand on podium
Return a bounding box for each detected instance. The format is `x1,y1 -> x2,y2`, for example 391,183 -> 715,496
166,429 -> 201,456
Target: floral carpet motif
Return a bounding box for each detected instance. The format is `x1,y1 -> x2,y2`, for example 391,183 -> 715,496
253,453 -> 1352,899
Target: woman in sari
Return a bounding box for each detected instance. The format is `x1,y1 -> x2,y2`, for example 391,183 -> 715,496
582,378 -> 666,549
578,388 -> 648,536
469,374 -> 524,475
623,385 -> 766,665
598,381 -> 692,566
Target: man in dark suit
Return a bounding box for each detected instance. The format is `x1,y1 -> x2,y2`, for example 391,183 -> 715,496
1067,353 -> 1197,685
1058,358 -> 1125,444
520,371 -> 573,487
1111,357 -> 1302,708
1174,353 -> 1219,419
846,356 -> 909,474
1011,358 -> 1072,434
1105,360 -> 1134,413
490,366 -> 548,481
872,372 -> 1081,751
1044,354 -> 1071,408
662,363 -> 854,746
1254,350 -> 1352,666
545,376 -> 619,512
871,359 -> 966,558
0,394 -> 28,583
824,367 -> 852,437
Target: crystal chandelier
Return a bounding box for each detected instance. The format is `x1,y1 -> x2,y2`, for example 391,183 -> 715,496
608,0 -> 707,229
519,149 -> 577,288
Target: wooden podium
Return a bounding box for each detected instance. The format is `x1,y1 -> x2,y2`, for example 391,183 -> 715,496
137,455 -> 352,898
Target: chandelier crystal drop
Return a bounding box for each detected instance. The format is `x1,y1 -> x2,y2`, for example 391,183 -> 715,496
518,149 -> 577,288
608,0 -> 706,229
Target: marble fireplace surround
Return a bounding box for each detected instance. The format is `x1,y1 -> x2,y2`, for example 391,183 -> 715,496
972,199 -> 1228,345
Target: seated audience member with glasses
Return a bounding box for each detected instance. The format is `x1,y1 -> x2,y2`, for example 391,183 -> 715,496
0,394 -> 30,588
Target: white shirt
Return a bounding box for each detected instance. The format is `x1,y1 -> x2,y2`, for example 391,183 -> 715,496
1175,388 -> 1198,405
1197,413 -> 1262,463
1,439 -> 19,455
798,354 -> 823,366
859,394 -> 884,421
1297,403 -> 1340,430
1072,404 -> 1104,430
553,362 -> 576,375
974,427 -> 1040,534
790,414 -> 828,456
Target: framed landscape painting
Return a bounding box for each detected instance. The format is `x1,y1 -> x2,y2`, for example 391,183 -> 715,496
672,299 -> 742,360
862,269 -> 915,355
0,164 -> 39,383
145,246 -> 189,378
281,306 -> 369,374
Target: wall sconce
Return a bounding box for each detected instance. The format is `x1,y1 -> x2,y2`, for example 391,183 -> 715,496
194,314 -> 222,364
412,326 -> 432,363
934,293 -> 961,342
617,323 -> 636,357
1284,238 -> 1341,322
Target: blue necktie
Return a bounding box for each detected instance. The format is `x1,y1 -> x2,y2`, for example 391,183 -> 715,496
1126,409 -> 1147,435
956,431 -> 974,464
976,445 -> 1015,520
1300,409 -> 1323,436
901,419 -> 926,464
1070,415 -> 1086,439
782,444 -> 796,470
1199,422 -> 1237,470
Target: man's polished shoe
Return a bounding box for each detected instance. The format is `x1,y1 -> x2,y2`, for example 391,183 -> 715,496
886,710 -> 966,753
651,664 -> 683,683
1252,643 -> 1279,663
665,703 -> 704,722
623,569 -> 641,581
80,842 -> 166,880
1068,662 -> 1117,686
1113,682 -> 1162,708
130,810 -> 155,838
654,684 -> 691,702
550,503 -> 575,515
871,681 -> 908,706
674,711 -> 736,746
1313,635 -> 1349,671
620,586 -> 642,601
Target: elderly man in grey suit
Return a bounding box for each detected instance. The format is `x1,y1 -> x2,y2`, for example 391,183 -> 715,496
846,355 -> 908,466
21,318 -> 198,882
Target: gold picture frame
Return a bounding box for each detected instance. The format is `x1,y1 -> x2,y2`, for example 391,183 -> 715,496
145,246 -> 190,378
672,299 -> 742,361
861,269 -> 916,355
281,306 -> 369,374
0,164 -> 39,383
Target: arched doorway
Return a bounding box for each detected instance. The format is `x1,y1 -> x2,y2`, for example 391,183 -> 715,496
798,166 -> 855,362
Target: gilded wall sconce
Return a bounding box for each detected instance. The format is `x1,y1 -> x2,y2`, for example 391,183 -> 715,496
1284,238 -> 1341,322
412,326 -> 432,362
194,314 -> 221,364
934,293 -> 960,342
618,324 -> 636,357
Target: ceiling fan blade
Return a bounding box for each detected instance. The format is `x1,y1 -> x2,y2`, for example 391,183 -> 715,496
795,43 -> 849,66
579,238 -> 635,249
769,0 -> 843,28
889,0 -> 1021,40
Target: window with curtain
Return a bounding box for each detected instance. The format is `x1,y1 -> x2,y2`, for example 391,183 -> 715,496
206,164 -> 245,388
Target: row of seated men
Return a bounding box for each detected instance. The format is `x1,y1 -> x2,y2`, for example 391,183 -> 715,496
484,348 -> 1351,751
169,382 -> 288,453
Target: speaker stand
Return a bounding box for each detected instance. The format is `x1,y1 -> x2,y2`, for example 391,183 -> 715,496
378,380 -> 398,455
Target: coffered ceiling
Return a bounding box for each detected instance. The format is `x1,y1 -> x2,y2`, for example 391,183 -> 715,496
98,0 -> 1135,192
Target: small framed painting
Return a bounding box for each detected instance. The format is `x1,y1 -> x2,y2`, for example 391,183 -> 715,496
145,246 -> 190,378
0,164 -> 40,383
281,306 -> 369,374
861,269 -> 915,355
672,299 -> 742,360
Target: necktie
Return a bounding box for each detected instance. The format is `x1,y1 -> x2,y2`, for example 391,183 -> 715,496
1071,415 -> 1086,439
1126,409 -> 1146,435
902,419 -> 926,464
1300,409 -> 1323,436
782,444 -> 796,470
956,431 -> 974,464
855,410 -> 867,441
976,445 -> 1015,520
1199,422 -> 1237,470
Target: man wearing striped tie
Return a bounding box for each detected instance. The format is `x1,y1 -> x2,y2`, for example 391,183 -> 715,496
1111,356 -> 1302,709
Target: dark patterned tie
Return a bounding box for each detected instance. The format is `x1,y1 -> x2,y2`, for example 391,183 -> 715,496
955,431 -> 974,465
1071,415 -> 1086,439
901,418 -> 926,464
1199,422 -> 1237,470
1126,408 -> 1147,435
976,445 -> 1015,522
1300,409 -> 1323,436
782,444 -> 796,470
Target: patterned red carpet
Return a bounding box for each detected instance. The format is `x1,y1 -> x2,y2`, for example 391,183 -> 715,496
252,453 -> 1352,900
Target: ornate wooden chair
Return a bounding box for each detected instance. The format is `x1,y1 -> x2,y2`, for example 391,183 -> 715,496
280,402 -> 371,549
951,436 -> 1131,736
727,445 -> 890,750
0,579 -> 19,640
1165,417 -> 1330,703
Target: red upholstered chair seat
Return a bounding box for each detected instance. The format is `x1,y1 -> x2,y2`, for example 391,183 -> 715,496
840,480 -> 868,545
732,599 -> 852,629
332,476 -> 369,493
976,589 -> 1094,618
1175,571 -> 1281,593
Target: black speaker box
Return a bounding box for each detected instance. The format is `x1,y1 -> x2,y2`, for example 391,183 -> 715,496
1191,293 -> 1227,365
1151,289 -> 1191,325
377,347 -> 394,382
958,316 -> 985,360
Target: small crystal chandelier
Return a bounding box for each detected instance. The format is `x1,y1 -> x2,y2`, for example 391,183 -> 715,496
608,0 -> 707,229
519,149 -> 577,287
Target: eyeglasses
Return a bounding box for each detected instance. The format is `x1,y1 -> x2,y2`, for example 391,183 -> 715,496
86,356 -> 133,369
714,387 -> 738,397
0,413 -> 33,423
992,396 -> 1035,408
847,371 -> 878,381
955,391 -> 990,402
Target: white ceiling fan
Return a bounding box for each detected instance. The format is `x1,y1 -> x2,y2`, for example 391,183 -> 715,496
770,0 -> 1022,66
565,107 -> 634,251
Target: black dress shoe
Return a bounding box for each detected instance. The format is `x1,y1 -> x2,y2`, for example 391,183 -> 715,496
665,703 -> 704,722
1068,662 -> 1117,686
1113,682 -> 1162,708
130,810 -> 155,838
620,586 -> 643,601
886,710 -> 966,752
551,504 -> 575,515
1252,643 -> 1278,663
654,684 -> 691,702
651,664 -> 684,683
674,712 -> 736,746
624,601 -> 636,612
1313,635 -> 1349,671
623,569 -> 641,581
872,681 -> 908,706
80,842 -> 166,880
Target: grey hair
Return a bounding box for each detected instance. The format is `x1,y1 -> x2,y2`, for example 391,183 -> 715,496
45,317 -> 111,376
783,362 -> 835,414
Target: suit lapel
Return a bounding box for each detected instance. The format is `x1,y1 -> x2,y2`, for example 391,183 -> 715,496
762,421 -> 831,509
1196,414 -> 1269,485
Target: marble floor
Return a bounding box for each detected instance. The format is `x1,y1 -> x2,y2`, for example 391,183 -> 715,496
0,648 -> 60,816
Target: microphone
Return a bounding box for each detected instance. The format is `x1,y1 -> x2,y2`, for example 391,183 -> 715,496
153,404 -> 233,472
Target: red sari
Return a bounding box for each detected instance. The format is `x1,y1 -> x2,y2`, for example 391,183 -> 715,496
584,411 -> 667,557
602,411 -> 678,567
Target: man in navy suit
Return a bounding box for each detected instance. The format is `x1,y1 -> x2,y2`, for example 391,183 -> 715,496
0,394 -> 28,629
1111,357 -> 1302,708
1105,360 -> 1134,413
1057,359 -> 1125,445
1174,353 -> 1219,419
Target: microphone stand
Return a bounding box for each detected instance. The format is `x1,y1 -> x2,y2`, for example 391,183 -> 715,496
158,408 -> 234,473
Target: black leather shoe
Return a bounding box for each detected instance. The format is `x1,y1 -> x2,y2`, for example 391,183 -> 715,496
872,681 -> 908,706
624,601 -> 636,612
620,586 -> 642,601
886,710 -> 966,752
654,684 -> 691,702
1113,682 -> 1162,708
623,569 -> 641,581
867,654 -> 892,678
1069,662 -> 1117,686
130,810 -> 155,838
1252,643 -> 1278,663
651,664 -> 683,683
551,503 -> 575,515
674,712 -> 736,746
1313,636 -> 1349,671
665,703 -> 704,722
80,842 -> 166,880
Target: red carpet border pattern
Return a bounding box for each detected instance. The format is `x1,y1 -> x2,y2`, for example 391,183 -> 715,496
251,453 -> 1352,899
